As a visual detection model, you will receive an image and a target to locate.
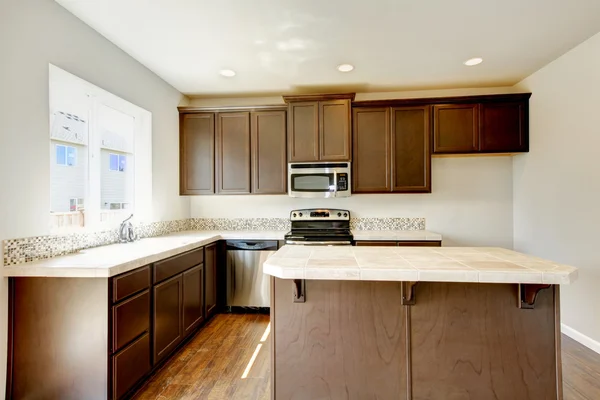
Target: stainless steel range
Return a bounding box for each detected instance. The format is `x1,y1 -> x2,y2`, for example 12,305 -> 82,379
284,208 -> 353,246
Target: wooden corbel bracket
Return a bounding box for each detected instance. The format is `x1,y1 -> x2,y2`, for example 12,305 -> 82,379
293,279 -> 305,303
518,283 -> 551,309
401,281 -> 418,305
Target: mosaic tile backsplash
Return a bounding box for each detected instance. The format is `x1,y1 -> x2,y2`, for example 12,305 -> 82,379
190,218 -> 290,231
351,217 -> 425,231
3,217 -> 425,266
2,219 -> 191,267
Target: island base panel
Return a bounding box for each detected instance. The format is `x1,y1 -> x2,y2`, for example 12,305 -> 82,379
411,282 -> 559,400
271,279 -> 561,400
272,278 -> 408,399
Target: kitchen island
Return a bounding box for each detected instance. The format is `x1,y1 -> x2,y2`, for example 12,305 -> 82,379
263,246 -> 578,400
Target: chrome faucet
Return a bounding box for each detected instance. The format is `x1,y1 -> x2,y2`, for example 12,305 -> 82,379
119,214 -> 138,243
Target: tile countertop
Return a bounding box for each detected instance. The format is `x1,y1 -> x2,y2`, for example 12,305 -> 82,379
3,230 -> 443,278
263,246 -> 578,285
2,231 -> 286,278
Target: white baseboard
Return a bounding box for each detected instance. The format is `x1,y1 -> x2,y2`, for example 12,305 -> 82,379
561,323 -> 600,355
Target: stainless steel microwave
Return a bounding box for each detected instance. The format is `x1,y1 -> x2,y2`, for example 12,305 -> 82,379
288,162 -> 351,198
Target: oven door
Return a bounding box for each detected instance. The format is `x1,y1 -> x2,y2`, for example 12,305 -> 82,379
288,163 -> 351,198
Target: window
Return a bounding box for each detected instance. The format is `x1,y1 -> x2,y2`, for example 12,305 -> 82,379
56,145 -> 77,166
49,65 -> 152,232
109,153 -> 127,172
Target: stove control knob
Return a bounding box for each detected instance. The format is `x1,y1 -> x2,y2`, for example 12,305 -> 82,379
343,213 -> 348,217
299,212 -> 303,217
292,213 -> 297,218
337,212 -> 342,217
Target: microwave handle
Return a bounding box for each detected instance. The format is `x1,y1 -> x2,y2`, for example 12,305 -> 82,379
333,170 -> 338,197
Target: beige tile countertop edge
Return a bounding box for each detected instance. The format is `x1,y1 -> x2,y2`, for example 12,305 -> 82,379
263,246 -> 579,285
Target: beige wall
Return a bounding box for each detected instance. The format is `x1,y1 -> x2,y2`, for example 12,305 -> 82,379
514,31 -> 600,346
187,86 -> 521,107
191,157 -> 515,247
0,0 -> 187,396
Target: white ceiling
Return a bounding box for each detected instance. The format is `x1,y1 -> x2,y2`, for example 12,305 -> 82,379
57,0 -> 600,97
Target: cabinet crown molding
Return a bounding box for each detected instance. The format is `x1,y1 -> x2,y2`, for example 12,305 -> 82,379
283,93 -> 356,103
178,105 -> 287,113
352,92 -> 531,108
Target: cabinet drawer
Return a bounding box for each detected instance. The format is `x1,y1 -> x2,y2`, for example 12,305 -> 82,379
112,290 -> 150,353
355,241 -> 398,246
112,332 -> 151,400
113,266 -> 150,303
154,247 -> 204,283
397,241 -> 441,247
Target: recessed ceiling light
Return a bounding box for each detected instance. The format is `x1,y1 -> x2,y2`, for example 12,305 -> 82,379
337,64 -> 354,72
219,69 -> 236,77
464,57 -> 483,66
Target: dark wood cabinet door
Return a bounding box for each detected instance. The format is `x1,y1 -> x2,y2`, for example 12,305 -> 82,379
112,290 -> 150,353
352,107 -> 392,193
480,102 -> 527,152
319,100 -> 351,161
251,110 -> 287,194
182,264 -> 204,337
433,104 -> 479,153
180,113 -> 215,194
392,106 -> 431,192
205,243 -> 218,318
352,108 -> 391,193
112,332 -> 151,400
216,112 -> 251,194
153,274 -> 183,363
288,102 -> 319,162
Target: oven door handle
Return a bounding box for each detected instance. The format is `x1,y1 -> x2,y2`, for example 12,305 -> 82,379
286,240 -> 352,246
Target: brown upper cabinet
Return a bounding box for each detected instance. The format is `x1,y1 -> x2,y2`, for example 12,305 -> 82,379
179,107 -> 288,195
287,102 -> 319,162
284,94 -> 354,162
352,106 -> 430,193
479,102 -> 527,152
179,113 -> 215,194
392,106 -> 431,192
251,110 -> 287,194
352,108 -> 391,192
433,104 -> 479,153
431,94 -> 530,154
179,93 -> 530,195
216,112 -> 251,194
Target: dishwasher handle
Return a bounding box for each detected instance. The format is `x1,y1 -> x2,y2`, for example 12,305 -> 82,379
225,240 -> 278,251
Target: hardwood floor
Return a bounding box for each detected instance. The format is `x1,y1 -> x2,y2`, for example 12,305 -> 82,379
133,313 -> 270,400
134,313 -> 600,400
563,335 -> 600,400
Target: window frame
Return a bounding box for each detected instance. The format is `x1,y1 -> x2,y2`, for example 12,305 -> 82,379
55,144 -> 77,167
49,64 -> 153,233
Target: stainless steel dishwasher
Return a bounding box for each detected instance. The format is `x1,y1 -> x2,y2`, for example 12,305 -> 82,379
225,240 -> 278,309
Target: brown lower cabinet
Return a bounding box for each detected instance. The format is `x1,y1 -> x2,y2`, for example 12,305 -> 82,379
153,274 -> 184,363
355,240 -> 441,247
183,264 -> 205,335
9,243 -> 222,400
205,242 -> 218,318
112,333 -> 151,400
